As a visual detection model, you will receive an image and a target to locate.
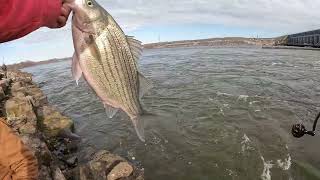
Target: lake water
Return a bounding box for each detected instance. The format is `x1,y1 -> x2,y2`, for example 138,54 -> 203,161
24,47 -> 320,180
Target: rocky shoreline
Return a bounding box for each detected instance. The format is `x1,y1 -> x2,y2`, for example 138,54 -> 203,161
1,70 -> 143,180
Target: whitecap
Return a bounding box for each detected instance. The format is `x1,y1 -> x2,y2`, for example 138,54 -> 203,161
277,154 -> 291,171
261,156 -> 274,180
217,92 -> 233,97
238,95 -> 249,102
241,134 -> 254,153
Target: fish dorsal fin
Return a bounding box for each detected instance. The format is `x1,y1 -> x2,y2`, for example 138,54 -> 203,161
104,104 -> 119,118
138,72 -> 153,99
72,53 -> 83,85
126,36 -> 143,61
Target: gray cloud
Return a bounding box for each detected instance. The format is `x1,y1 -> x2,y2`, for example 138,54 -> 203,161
20,0 -> 320,45
2,0 -> 320,62
100,0 -> 320,34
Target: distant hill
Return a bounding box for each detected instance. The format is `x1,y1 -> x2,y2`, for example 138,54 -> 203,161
7,58 -> 70,70
7,37 -> 276,69
144,37 -> 275,49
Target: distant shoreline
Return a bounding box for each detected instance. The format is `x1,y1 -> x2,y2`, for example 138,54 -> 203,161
144,37 -> 275,49
8,58 -> 70,70
9,37 -> 275,70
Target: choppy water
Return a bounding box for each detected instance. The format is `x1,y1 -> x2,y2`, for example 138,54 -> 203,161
24,47 -> 320,180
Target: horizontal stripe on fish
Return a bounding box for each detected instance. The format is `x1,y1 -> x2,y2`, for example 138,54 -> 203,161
100,33 -> 123,104
103,29 -> 135,113
105,27 -> 139,114
107,26 -> 140,113
88,35 -> 114,96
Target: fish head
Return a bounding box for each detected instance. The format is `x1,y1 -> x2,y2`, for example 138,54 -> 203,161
70,0 -> 108,32
73,0 -> 103,22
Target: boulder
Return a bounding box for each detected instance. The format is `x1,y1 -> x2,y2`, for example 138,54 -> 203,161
7,71 -> 33,83
38,165 -> 53,180
11,81 -> 27,97
5,98 -> 35,120
0,79 -> 10,92
19,121 -> 37,134
5,92 -> 38,135
38,106 -> 74,138
107,162 -> 133,180
26,84 -> 48,107
0,87 -> 6,101
73,150 -> 143,180
53,168 -> 67,180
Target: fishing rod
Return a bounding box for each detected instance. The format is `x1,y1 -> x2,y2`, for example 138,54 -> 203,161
292,111 -> 320,138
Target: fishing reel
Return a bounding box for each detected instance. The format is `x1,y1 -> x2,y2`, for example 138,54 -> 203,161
292,112 -> 320,138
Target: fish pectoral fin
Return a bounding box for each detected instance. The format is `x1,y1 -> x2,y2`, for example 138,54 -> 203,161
72,53 -> 83,85
126,36 -> 143,61
138,72 -> 153,99
104,104 -> 119,118
132,116 -> 145,142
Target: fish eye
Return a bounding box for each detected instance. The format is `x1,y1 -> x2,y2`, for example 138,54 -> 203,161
87,0 -> 93,7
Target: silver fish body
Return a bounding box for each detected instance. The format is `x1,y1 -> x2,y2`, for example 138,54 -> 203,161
70,0 -> 151,142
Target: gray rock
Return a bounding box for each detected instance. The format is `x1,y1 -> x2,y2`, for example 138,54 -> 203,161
74,150 -> 143,180
66,156 -> 78,167
11,81 -> 27,97
26,85 -> 48,107
5,94 -> 37,122
39,165 -> 53,180
0,78 -> 10,92
53,168 -> 67,180
20,135 -> 52,166
19,121 -> 37,135
0,87 -> 6,100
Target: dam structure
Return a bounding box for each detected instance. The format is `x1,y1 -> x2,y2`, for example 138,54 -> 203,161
286,29 -> 320,47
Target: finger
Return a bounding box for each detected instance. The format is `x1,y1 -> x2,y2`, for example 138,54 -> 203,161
49,22 -> 59,29
61,6 -> 71,17
57,16 -> 67,27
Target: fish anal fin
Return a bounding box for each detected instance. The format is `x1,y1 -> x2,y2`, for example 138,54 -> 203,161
72,53 -> 83,85
126,36 -> 143,61
104,104 -> 119,118
138,72 -> 153,99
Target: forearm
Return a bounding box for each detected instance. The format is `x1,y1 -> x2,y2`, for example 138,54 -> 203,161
0,0 -> 62,43
0,119 -> 38,179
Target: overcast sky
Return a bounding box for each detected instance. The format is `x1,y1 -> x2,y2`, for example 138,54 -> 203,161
1,0 -> 320,63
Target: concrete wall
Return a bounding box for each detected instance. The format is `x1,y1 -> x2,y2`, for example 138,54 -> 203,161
287,29 -> 320,47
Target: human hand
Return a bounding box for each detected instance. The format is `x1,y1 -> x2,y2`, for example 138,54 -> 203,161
49,0 -> 73,28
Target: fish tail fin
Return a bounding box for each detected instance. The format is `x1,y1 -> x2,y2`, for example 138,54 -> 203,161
131,112 -> 157,142
132,116 -> 145,142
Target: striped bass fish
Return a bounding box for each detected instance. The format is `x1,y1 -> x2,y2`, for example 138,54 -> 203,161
68,0 -> 152,142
